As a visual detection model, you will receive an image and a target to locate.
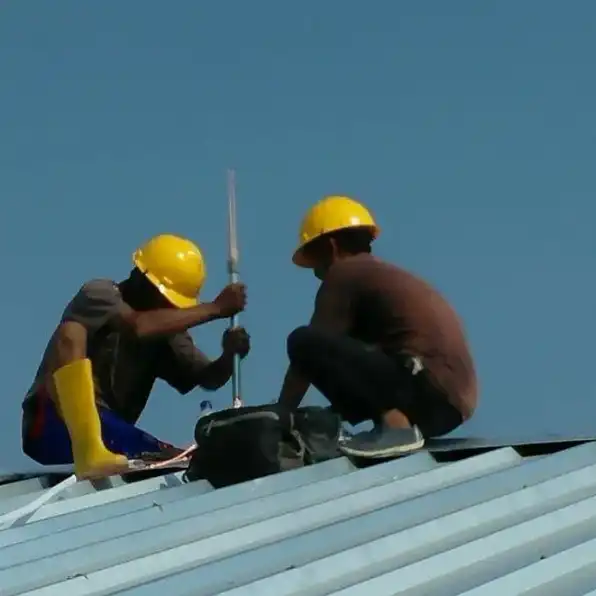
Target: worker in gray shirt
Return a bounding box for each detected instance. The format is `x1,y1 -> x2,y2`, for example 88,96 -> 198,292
21,233 -> 249,479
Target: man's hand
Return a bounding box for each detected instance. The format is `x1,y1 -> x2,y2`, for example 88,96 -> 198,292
213,283 -> 247,318
195,327 -> 250,390
222,327 -> 250,359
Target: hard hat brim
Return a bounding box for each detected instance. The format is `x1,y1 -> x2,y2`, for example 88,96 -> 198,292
160,286 -> 199,308
143,270 -> 199,308
292,224 -> 380,269
292,246 -> 314,268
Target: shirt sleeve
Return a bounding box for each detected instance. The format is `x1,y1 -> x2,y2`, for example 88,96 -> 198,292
157,332 -> 212,394
61,279 -> 124,334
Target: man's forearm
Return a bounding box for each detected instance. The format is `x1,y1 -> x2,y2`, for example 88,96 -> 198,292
278,365 -> 310,410
196,352 -> 234,391
131,302 -> 222,338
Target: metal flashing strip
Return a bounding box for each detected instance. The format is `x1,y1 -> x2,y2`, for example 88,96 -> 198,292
0,475 -> 77,530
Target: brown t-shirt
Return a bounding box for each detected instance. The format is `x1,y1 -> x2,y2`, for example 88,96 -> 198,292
313,254 -> 478,419
22,278 -> 211,428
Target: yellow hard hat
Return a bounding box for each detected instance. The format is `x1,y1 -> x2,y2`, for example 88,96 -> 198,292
292,195 -> 380,267
132,234 -> 206,308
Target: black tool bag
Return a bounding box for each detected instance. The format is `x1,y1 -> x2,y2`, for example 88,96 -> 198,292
293,406 -> 345,464
185,404 -> 343,488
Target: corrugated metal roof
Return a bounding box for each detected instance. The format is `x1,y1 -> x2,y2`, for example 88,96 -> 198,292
2,441 -> 596,595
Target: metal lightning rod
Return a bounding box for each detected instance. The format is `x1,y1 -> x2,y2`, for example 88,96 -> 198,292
227,168 -> 243,408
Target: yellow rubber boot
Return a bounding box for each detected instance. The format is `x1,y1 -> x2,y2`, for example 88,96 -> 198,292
52,358 -> 130,480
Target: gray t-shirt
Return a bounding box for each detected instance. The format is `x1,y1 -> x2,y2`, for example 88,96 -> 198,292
22,278 -> 211,427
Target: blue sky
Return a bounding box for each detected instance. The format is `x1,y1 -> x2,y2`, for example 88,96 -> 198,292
1,1 -> 595,469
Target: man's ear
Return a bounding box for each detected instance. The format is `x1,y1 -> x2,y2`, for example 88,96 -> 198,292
329,236 -> 341,259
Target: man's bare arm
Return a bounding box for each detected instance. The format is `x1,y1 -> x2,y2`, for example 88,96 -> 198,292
277,266 -> 352,409
117,301 -> 223,339
277,365 -> 310,410
116,283 -> 246,339
196,352 -> 235,391
159,326 -> 251,394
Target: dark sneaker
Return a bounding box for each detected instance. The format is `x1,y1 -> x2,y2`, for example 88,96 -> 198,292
338,425 -> 424,458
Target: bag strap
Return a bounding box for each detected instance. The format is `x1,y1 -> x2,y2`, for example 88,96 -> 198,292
200,410 -> 281,438
195,404 -> 293,440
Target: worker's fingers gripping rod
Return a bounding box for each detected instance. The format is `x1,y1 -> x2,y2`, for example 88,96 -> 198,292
227,169 -> 243,408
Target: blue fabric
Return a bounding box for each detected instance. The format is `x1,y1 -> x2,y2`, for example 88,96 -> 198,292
24,397 -> 166,465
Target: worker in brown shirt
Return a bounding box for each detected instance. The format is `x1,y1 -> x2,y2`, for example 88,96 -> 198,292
277,196 -> 477,459
22,233 -> 249,479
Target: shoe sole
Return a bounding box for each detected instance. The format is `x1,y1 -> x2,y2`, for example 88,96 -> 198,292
338,436 -> 425,459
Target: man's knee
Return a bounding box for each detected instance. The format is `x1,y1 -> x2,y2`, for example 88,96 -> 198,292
287,325 -> 317,364
54,321 -> 88,364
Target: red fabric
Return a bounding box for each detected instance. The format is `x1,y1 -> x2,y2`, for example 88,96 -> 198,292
28,388 -> 50,440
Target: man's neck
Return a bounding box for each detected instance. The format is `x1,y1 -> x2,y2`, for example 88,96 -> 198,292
118,278 -> 148,310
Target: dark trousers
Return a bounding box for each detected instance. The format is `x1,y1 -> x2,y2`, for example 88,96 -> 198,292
287,325 -> 463,438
